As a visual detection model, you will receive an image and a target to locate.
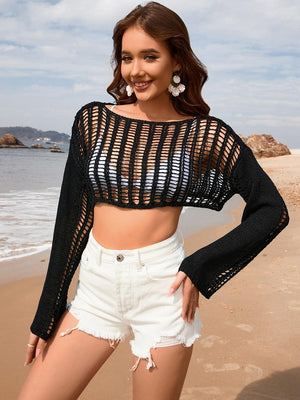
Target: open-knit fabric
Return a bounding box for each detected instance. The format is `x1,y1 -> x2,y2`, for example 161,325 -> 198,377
30,102 -> 289,340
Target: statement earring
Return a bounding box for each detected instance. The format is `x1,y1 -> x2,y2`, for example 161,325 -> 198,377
168,74 -> 185,97
126,85 -> 134,96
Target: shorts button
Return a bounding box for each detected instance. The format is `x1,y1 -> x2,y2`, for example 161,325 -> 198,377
116,254 -> 124,262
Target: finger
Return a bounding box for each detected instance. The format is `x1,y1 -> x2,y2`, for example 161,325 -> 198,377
187,302 -> 196,323
168,271 -> 187,296
181,280 -> 198,322
181,289 -> 191,321
35,339 -> 46,359
180,277 -> 193,319
187,293 -> 199,323
24,344 -> 36,366
24,335 -> 46,366
181,300 -> 188,321
24,333 -> 38,366
185,300 -> 196,323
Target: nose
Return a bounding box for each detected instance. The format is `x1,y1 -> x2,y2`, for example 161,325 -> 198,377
130,59 -> 144,78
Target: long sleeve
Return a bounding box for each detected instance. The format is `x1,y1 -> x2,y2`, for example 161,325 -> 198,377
178,142 -> 289,299
30,116 -> 94,340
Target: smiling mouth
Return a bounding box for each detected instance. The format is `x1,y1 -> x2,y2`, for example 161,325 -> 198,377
133,81 -> 152,90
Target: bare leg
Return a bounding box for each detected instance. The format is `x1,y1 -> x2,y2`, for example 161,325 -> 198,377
18,310 -> 120,400
132,344 -> 193,400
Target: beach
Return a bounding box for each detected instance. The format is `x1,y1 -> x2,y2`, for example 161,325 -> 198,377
1,153 -> 299,400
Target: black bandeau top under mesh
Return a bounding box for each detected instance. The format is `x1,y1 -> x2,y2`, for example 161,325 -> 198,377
30,101 -> 289,340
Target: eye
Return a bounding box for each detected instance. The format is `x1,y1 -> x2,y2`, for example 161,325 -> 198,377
145,55 -> 158,61
121,56 -> 132,62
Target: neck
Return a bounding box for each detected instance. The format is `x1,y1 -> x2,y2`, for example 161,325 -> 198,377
133,97 -> 178,120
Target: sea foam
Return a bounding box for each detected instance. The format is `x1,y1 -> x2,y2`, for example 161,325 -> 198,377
0,187 -> 59,262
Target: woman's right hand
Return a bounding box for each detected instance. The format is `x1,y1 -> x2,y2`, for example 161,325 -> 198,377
24,331 -> 47,366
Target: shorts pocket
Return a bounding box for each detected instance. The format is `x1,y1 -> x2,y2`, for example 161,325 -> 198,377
144,246 -> 186,281
78,247 -> 94,275
80,248 -> 89,265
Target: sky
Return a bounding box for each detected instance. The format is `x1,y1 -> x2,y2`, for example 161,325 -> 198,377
0,0 -> 299,147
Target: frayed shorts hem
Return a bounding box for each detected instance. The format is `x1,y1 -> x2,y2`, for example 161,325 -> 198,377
61,305 -> 202,371
129,330 -> 201,371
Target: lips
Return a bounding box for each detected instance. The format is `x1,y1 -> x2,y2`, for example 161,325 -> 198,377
133,81 -> 152,91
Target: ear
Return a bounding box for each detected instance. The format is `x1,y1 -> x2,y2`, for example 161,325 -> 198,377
172,55 -> 181,73
173,63 -> 181,73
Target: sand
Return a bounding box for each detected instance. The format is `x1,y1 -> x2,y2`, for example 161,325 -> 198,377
1,154 -> 299,400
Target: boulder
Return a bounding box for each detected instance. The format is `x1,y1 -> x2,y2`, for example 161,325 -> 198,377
0,134 -> 27,148
31,144 -> 46,149
50,145 -> 64,153
239,134 -> 290,158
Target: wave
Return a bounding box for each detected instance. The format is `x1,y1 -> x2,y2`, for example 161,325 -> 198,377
0,187 -> 59,262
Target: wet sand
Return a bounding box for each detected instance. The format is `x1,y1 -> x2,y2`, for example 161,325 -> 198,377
1,154 -> 299,400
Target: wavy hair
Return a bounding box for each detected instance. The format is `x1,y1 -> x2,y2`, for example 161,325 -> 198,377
107,2 -> 210,116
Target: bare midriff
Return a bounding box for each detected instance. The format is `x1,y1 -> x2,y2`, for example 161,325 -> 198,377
92,202 -> 183,250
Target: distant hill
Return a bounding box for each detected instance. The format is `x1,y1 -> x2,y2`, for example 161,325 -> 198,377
0,126 -> 70,143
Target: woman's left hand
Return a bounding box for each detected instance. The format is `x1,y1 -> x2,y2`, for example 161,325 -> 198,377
168,271 -> 199,323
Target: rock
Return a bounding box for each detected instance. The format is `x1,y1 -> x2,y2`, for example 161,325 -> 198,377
0,134 -> 27,148
50,145 -> 64,153
239,134 -> 290,158
31,144 -> 46,149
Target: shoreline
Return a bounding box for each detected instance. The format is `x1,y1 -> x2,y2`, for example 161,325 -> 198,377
1,154 -> 300,400
0,248 -> 50,286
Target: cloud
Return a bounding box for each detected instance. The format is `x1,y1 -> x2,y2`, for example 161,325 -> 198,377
0,0 -> 299,147
25,0 -> 137,28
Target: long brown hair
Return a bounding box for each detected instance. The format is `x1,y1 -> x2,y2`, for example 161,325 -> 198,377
107,2 -> 210,116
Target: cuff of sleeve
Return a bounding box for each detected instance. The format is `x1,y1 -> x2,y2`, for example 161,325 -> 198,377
178,256 -> 212,299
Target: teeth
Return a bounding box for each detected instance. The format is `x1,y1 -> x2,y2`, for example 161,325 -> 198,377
134,82 -> 150,87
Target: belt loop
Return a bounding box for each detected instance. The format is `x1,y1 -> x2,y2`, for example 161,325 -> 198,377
178,228 -> 184,246
99,247 -> 102,265
137,250 -> 145,268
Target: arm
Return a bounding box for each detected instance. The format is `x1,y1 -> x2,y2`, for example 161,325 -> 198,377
178,142 -> 289,299
30,111 -> 94,340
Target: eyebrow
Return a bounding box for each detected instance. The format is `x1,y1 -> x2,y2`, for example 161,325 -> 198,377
121,48 -> 160,55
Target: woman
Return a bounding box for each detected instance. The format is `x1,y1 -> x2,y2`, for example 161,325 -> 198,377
18,2 -> 289,399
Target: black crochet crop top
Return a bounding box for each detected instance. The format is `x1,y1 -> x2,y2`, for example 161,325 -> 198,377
30,101 -> 289,340
88,104 -> 234,209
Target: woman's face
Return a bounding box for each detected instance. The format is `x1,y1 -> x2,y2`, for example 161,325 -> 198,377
121,25 -> 180,104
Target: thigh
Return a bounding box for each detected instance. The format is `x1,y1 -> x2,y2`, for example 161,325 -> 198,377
132,344 -> 193,400
18,310 -> 119,400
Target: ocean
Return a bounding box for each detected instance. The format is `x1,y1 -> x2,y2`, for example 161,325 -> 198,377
0,144 -> 241,263
0,143 -> 69,262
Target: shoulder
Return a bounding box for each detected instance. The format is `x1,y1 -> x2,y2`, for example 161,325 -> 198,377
193,114 -> 257,175
73,101 -> 113,121
71,101 -> 114,141
194,114 -> 247,160
196,114 -> 244,146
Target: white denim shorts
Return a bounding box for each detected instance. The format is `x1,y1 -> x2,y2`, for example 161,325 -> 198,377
60,228 -> 202,371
